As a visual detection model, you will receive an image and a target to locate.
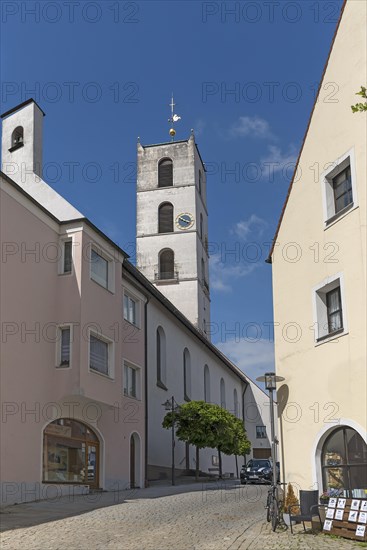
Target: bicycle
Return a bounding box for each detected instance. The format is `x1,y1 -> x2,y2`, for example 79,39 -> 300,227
266,482 -> 287,532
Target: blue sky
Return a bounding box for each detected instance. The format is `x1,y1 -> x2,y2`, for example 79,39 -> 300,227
1,0 -> 343,380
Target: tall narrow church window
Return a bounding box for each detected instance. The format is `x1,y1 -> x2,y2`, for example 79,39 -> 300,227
156,326 -> 167,388
200,213 -> 203,239
198,170 -> 202,195
158,202 -> 174,233
158,158 -> 173,187
234,389 -> 239,417
204,365 -> 210,402
220,378 -> 226,408
159,249 -> 175,280
183,348 -> 191,401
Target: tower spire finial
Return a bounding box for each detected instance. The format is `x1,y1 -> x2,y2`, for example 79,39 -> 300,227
168,93 -> 181,141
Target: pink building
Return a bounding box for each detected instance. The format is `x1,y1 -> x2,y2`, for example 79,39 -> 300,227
0,100 -> 146,505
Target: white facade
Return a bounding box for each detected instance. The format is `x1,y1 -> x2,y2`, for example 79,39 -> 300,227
136,136 -> 210,334
1,99 -> 83,221
125,263 -> 272,480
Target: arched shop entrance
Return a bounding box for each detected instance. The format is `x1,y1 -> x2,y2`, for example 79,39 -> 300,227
43,419 -> 100,488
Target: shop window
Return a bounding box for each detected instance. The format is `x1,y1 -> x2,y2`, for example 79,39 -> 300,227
321,427 -> 367,494
43,419 -> 99,486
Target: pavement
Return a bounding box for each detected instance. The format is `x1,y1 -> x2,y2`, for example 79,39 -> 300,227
0,481 -> 365,549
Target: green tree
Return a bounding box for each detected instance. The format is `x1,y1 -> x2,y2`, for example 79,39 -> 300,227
351,86 -> 367,113
162,401 -> 251,479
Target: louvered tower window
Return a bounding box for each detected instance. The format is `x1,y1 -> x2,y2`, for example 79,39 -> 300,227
158,202 -> 173,233
159,249 -> 174,280
158,158 -> 173,187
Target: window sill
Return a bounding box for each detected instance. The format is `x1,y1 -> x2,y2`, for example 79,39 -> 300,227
155,279 -> 179,286
315,328 -> 348,346
324,203 -> 357,229
55,364 -> 72,370
123,393 -> 140,401
123,318 -> 140,330
9,143 -> 24,153
89,368 -> 114,381
156,380 -> 168,391
90,276 -> 115,294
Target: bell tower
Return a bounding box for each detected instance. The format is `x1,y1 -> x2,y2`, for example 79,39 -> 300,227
136,123 -> 210,336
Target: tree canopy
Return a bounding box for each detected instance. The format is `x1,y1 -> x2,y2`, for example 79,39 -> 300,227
163,400 -> 251,477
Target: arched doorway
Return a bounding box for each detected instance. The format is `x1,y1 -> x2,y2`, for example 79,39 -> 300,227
43,419 -> 100,488
130,433 -> 141,489
321,426 -> 367,494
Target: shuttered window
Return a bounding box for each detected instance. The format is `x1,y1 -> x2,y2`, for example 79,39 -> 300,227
158,158 -> 173,187
159,249 -> 174,279
158,203 -> 173,233
90,335 -> 109,376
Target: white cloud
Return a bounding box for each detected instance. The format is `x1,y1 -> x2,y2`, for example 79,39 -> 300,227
261,144 -> 297,174
210,253 -> 259,293
233,214 -> 267,241
229,116 -> 273,139
216,338 -> 275,382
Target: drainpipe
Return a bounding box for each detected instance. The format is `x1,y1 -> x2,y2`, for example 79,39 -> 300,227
144,296 -> 150,488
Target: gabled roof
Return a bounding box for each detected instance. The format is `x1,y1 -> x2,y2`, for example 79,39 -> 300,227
0,170 -> 129,259
266,0 -> 347,264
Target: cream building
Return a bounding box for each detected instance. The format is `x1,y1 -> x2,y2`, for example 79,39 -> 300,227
268,0 -> 366,496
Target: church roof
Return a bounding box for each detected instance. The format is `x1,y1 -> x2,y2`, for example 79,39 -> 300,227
1,98 -> 46,119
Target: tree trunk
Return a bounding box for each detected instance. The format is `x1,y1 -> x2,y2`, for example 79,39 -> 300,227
195,446 -> 200,481
218,448 -> 222,478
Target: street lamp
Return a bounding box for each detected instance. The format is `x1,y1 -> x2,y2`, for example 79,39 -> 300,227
162,396 -> 179,486
256,372 -> 285,486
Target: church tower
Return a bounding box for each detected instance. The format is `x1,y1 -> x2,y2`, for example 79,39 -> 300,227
136,132 -> 210,337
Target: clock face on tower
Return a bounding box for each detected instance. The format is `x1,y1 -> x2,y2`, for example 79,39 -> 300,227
175,213 -> 194,230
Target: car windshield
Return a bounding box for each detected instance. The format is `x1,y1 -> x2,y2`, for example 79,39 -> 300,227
248,460 -> 270,468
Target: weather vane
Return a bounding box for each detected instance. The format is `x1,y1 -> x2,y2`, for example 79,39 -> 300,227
168,94 -> 181,141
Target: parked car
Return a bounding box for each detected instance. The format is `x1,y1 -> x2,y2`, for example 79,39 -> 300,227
240,459 -> 279,484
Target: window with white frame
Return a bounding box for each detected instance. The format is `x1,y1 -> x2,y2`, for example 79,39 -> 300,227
313,274 -> 346,342
58,238 -> 73,275
56,326 -> 71,368
256,426 -> 267,439
123,292 -> 139,326
124,362 -> 140,399
89,333 -> 112,376
90,248 -> 108,288
322,150 -> 357,225
63,240 -> 72,274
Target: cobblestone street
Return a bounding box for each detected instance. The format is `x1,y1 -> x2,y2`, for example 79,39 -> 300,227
0,482 -> 365,550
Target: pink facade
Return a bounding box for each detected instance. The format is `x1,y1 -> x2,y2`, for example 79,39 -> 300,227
0,175 -> 146,505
